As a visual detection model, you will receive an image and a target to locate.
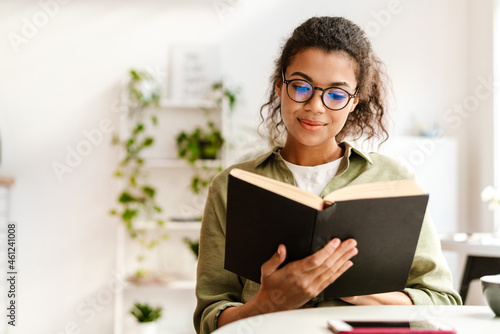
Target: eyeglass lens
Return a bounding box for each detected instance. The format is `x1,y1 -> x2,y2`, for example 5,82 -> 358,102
287,80 -> 351,110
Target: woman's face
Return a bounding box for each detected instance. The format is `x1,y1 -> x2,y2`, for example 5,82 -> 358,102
276,48 -> 359,149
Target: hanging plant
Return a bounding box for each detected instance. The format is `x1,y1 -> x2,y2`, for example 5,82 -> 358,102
111,69 -> 167,278
211,81 -> 239,112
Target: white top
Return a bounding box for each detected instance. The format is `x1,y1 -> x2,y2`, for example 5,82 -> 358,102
282,157 -> 342,196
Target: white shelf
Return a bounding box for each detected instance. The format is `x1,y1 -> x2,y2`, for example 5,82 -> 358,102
124,279 -> 196,291
132,221 -> 201,231
159,99 -> 216,110
144,158 -> 222,168
167,221 -> 202,230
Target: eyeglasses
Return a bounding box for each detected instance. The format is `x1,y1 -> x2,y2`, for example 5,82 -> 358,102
282,72 -> 358,111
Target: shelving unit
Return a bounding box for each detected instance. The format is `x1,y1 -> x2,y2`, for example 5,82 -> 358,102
113,96 -> 229,334
144,158 -> 223,169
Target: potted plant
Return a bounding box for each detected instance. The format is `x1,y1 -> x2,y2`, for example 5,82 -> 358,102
176,121 -> 224,164
176,121 -> 224,195
130,302 -> 162,334
175,81 -> 239,195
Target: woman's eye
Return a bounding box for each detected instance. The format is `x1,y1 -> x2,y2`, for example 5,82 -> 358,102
328,91 -> 347,100
293,84 -> 311,93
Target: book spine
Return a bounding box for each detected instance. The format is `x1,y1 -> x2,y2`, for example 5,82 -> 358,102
311,204 -> 338,253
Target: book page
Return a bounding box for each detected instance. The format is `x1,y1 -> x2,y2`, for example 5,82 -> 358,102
324,179 -> 424,203
229,169 -> 324,210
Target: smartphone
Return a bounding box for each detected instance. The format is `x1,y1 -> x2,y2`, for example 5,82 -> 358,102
327,319 -> 456,333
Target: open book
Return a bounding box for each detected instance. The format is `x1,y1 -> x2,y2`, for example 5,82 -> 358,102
224,168 -> 429,298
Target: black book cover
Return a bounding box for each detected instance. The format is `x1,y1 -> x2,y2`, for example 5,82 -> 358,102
224,173 -> 429,298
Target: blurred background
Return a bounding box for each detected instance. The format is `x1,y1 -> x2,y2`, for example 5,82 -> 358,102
0,0 -> 499,333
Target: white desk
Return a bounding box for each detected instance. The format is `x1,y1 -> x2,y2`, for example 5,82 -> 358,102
213,306 -> 500,334
440,233 -> 500,301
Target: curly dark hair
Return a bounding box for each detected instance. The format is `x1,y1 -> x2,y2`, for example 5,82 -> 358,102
259,16 -> 390,146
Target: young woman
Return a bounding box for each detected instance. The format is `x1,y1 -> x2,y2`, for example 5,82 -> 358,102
194,16 -> 461,334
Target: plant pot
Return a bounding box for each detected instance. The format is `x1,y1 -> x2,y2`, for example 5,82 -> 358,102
136,322 -> 158,334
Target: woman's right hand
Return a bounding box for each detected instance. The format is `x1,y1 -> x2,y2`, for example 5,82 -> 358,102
254,238 -> 358,312
217,238 -> 357,328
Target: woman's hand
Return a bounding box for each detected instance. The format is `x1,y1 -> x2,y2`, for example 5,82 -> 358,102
340,292 -> 413,305
218,238 -> 357,328
254,238 -> 358,312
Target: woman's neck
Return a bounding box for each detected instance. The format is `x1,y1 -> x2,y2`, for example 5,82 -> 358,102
280,141 -> 343,166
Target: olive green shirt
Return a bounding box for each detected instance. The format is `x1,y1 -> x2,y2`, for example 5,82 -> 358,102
194,142 -> 462,334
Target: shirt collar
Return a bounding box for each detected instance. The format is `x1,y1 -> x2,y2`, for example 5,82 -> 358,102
253,141 -> 373,167
253,147 -> 281,167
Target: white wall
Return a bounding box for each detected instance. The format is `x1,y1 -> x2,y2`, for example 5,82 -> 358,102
0,0 -> 495,333
0,1 -> 226,333
464,0 -> 495,233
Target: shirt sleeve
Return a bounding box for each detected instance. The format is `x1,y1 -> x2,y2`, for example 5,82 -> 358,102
193,176 -> 244,334
404,211 -> 462,305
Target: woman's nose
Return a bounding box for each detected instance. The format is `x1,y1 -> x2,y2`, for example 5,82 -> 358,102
304,88 -> 326,113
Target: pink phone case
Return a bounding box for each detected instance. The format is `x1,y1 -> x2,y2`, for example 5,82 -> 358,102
327,320 -> 457,334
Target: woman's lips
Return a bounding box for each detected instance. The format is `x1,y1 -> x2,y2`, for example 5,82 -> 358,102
298,118 -> 326,131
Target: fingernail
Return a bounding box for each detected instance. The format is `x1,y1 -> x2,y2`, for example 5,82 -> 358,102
331,238 -> 340,248
277,245 -> 282,255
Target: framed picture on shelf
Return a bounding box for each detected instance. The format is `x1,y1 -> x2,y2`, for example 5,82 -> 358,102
168,44 -> 221,102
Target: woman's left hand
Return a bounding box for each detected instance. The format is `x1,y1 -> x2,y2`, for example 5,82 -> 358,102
340,291 -> 413,305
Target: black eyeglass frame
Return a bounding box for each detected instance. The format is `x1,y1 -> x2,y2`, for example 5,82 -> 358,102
282,71 -> 359,111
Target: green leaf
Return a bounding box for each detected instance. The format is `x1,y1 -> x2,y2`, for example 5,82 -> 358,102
183,237 -> 199,259
151,115 -> 158,125
143,137 -> 154,147
126,138 -> 135,149
191,176 -> 200,194
130,69 -> 140,81
111,134 -> 120,145
122,208 -> 137,221
130,302 -> 162,322
143,186 -> 155,197
119,192 -> 135,203
133,123 -> 144,134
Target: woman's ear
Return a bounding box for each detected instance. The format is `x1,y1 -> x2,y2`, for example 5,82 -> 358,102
275,80 -> 282,98
349,96 -> 359,113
